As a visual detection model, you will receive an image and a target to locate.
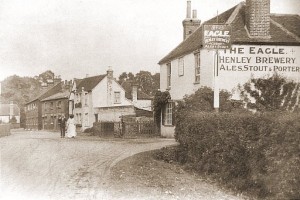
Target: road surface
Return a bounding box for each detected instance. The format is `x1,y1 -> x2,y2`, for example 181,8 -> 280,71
0,131 -> 176,200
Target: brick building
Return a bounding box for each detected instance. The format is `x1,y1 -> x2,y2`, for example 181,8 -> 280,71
25,81 -> 71,130
158,0 -> 300,137
41,90 -> 69,130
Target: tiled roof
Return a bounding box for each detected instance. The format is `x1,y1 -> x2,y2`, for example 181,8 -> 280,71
26,82 -> 63,104
0,104 -> 20,116
76,75 -> 106,92
158,2 -> 300,65
41,90 -> 70,101
121,81 -> 153,100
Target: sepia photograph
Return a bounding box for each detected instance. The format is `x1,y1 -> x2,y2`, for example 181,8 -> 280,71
0,0 -> 299,199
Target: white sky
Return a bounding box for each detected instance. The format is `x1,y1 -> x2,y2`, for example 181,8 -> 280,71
0,0 -> 299,81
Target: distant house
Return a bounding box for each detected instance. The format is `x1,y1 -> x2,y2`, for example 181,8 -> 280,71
41,90 -> 70,130
0,102 -> 20,124
69,68 -> 153,131
158,0 -> 300,137
121,81 -> 153,117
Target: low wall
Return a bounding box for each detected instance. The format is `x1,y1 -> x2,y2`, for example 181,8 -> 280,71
0,124 -> 11,137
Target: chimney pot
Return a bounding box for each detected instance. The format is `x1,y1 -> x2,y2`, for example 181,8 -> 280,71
192,9 -> 197,19
186,1 -> 191,18
107,67 -> 113,79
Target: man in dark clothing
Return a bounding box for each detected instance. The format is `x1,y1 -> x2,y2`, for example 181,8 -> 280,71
58,115 -> 67,138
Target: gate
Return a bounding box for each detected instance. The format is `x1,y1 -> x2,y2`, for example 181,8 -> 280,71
101,122 -> 115,135
122,121 -> 157,137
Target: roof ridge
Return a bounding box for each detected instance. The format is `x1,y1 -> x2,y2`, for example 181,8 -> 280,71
82,74 -> 106,80
270,18 -> 300,42
226,2 -> 244,24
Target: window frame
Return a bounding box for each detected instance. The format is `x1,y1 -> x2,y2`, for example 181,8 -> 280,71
178,57 -> 184,76
114,91 -> 121,104
167,63 -> 171,89
194,52 -> 201,83
163,102 -> 175,126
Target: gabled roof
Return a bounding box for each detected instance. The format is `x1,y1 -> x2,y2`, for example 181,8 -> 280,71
41,90 -> 70,102
76,75 -> 106,92
121,81 -> 153,100
26,82 -> 63,104
158,2 -> 300,65
0,104 -> 20,116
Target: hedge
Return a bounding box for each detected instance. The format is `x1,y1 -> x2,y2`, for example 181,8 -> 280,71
174,111 -> 300,199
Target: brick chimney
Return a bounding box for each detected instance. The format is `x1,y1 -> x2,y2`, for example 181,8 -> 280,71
182,1 -> 201,40
131,84 -> 138,104
107,67 -> 113,106
107,67 -> 113,79
245,0 -> 271,38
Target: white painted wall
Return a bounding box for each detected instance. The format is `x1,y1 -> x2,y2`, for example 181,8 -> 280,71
160,45 -> 300,101
159,44 -> 300,137
92,76 -> 132,108
95,106 -> 135,122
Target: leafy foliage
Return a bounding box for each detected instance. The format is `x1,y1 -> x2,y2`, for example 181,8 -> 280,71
1,71 -> 59,127
118,71 -> 160,96
152,90 -> 171,131
175,87 -> 244,121
239,74 -> 300,112
174,111 -> 300,199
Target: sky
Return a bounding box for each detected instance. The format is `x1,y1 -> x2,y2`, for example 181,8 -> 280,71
0,0 -> 299,81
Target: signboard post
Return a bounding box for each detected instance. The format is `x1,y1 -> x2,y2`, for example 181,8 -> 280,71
203,24 -> 231,112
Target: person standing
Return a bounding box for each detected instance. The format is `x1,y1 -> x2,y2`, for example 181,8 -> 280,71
66,114 -> 76,138
58,115 -> 67,138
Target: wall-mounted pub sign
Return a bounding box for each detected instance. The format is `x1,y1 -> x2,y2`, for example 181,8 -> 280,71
203,24 -> 231,49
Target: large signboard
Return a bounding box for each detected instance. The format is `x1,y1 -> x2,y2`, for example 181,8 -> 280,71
218,45 -> 299,75
217,45 -> 300,96
203,24 -> 231,49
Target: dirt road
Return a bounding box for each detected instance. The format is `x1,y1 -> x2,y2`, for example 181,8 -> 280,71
0,131 -> 176,200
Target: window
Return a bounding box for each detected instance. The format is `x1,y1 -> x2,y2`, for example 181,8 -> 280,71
114,92 -> 121,104
57,101 -> 61,109
167,63 -> 171,89
50,102 -> 54,110
163,102 -> 174,126
84,93 -> 88,106
194,52 -> 200,83
178,57 -> 184,76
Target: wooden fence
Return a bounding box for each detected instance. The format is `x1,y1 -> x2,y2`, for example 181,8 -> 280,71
93,120 -> 157,138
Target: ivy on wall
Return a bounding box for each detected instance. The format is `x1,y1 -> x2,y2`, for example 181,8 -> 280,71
152,91 -> 171,130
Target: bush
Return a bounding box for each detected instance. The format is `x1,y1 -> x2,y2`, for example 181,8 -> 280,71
174,111 -> 300,199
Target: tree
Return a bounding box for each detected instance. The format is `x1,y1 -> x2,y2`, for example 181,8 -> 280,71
117,70 -> 160,96
118,72 -> 128,84
239,74 -> 300,112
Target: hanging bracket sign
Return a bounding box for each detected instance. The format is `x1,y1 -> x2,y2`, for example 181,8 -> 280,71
203,24 -> 231,49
